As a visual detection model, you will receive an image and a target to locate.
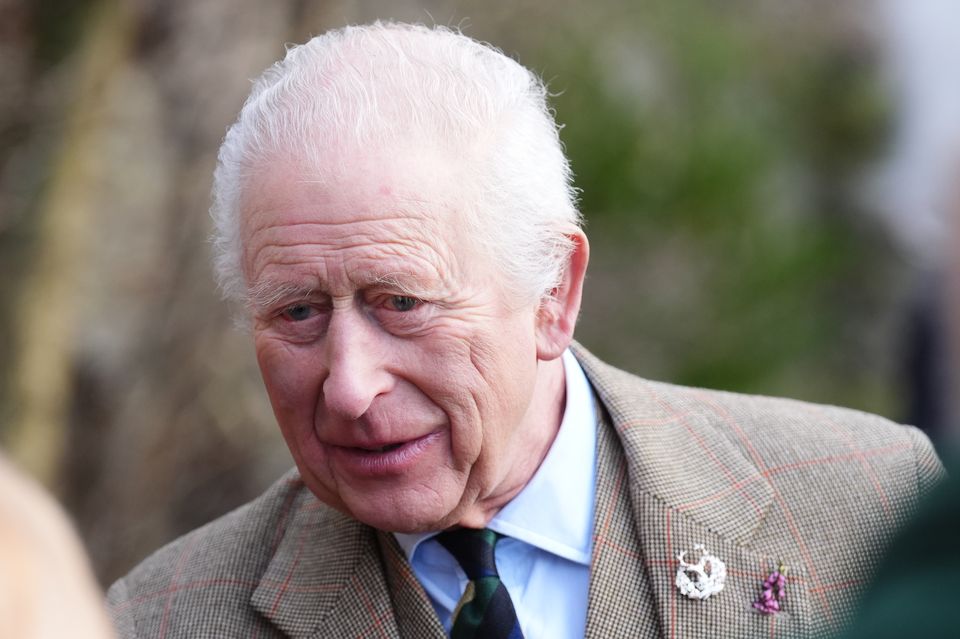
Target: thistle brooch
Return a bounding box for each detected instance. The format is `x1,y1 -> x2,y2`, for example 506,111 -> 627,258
675,543 -> 727,600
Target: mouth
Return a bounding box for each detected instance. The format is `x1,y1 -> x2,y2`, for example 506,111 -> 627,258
327,431 -> 441,476
354,442 -> 405,454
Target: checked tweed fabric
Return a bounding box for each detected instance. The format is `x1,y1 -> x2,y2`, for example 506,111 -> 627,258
107,343 -> 944,638
436,528 -> 524,639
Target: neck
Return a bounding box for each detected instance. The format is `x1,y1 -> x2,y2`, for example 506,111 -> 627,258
456,355 -> 567,528
526,355 -> 568,456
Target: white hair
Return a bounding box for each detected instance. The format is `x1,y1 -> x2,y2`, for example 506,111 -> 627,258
211,22 -> 581,306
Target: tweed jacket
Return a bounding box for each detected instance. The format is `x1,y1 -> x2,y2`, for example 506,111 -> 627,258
107,345 -> 943,638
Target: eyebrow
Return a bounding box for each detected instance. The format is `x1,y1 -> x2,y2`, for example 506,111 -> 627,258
245,280 -> 318,312
370,272 -> 434,298
245,272 -> 437,311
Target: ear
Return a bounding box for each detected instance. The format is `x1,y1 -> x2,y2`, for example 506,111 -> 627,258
535,230 -> 590,361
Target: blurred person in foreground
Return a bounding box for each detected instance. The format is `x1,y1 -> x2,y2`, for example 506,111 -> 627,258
0,454 -> 115,639
107,23 -> 944,639
833,460 -> 958,639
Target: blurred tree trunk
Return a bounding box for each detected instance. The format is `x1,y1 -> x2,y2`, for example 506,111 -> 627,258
5,0 -> 134,488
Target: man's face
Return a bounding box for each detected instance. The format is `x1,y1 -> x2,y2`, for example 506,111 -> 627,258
242,149 -> 548,532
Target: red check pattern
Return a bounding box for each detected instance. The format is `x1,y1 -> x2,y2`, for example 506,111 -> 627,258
107,343 -> 944,638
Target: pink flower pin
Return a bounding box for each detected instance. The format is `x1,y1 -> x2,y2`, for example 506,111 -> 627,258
753,563 -> 788,614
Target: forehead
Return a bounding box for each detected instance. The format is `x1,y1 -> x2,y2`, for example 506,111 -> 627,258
242,144 -> 463,224
238,146 -> 482,287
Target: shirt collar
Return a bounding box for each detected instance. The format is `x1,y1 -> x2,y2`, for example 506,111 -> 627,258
394,349 -> 597,565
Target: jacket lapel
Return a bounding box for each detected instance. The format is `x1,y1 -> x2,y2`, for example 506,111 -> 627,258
251,485 -> 404,638
585,402 -> 662,638
377,532 -> 448,639
575,344 -> 812,638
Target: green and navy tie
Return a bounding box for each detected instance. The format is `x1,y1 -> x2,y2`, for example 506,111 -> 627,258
436,528 -> 524,639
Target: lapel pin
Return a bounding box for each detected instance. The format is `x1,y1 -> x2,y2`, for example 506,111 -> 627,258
675,543 -> 727,600
753,562 -> 788,614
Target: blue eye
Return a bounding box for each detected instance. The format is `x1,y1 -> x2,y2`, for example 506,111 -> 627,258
282,304 -> 314,321
389,296 -> 418,312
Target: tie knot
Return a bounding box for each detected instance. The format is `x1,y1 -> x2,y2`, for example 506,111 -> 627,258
436,528 -> 501,581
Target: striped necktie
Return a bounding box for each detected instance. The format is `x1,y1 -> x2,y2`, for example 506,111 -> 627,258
436,528 -> 524,639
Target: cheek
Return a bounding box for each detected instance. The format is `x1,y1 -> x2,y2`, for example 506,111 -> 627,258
255,338 -> 323,417
467,317 -> 538,392
434,323 -> 537,435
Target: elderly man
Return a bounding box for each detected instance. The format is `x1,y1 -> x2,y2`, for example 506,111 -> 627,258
108,23 -> 943,639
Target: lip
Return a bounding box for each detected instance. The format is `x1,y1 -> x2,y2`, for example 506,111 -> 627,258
326,431 -> 441,477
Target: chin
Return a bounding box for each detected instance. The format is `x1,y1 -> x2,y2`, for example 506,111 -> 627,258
345,499 -> 457,533
339,484 -> 473,533
296,460 -> 468,532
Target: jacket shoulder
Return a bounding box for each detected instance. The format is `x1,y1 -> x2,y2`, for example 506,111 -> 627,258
574,343 -> 945,501
106,468 -> 329,637
676,381 -> 942,491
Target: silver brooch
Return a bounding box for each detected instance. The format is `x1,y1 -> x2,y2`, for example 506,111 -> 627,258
675,543 -> 727,600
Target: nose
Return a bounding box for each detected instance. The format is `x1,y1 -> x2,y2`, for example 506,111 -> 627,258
321,308 -> 392,420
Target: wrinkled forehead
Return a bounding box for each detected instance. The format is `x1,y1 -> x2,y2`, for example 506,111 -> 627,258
235,143 -> 490,288
240,143 -> 473,227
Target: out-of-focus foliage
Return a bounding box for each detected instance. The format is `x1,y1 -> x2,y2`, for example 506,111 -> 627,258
0,0 -> 911,584
549,2 -> 896,412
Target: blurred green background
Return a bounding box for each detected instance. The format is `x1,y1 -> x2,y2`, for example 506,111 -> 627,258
1,0 -> 955,585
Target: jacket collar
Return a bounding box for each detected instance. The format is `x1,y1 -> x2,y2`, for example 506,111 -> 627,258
571,342 -> 775,543
250,483 -> 411,638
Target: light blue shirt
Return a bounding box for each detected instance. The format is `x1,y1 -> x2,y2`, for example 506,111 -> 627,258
394,349 -> 597,639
